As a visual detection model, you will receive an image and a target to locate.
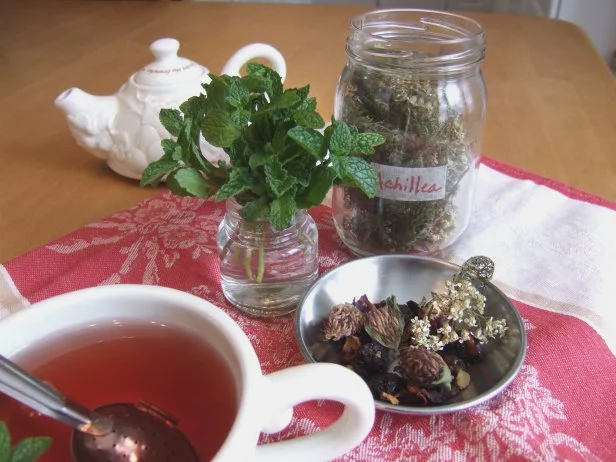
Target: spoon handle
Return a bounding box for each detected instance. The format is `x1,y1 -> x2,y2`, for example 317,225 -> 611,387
0,354 -> 93,431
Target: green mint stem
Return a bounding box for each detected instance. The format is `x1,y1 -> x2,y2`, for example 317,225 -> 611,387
256,245 -> 265,283
244,248 -> 254,281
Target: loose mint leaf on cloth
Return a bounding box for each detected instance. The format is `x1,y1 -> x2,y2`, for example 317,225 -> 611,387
270,195 -> 296,231
201,109 -> 241,148
159,108 -> 183,137
167,168 -> 212,198
10,437 -> 52,462
344,156 -> 379,198
288,126 -> 324,159
1,423 -> 10,462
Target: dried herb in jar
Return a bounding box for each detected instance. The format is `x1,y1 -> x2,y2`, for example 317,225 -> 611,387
336,68 -> 475,253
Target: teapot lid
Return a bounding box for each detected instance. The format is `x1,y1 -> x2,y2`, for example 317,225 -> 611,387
133,38 -> 206,86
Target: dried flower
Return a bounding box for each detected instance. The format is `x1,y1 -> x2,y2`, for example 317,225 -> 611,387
399,347 -> 452,390
364,295 -> 405,349
322,303 -> 366,341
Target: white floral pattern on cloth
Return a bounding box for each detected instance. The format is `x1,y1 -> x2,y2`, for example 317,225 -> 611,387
258,366 -> 599,462
46,194 -> 224,285
3,184 -> 615,461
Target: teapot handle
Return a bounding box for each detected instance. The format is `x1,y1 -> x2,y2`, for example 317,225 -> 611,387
221,43 -> 287,82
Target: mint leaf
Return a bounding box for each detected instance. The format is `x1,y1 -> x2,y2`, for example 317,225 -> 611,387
252,91 -> 301,119
265,158 -> 296,198
179,94 -> 206,118
353,132 -> 385,155
292,110 -> 324,129
241,74 -> 269,93
140,159 -> 181,187
226,78 -> 250,109
302,166 -> 337,207
201,109 -> 241,148
248,150 -> 270,170
167,168 -> 212,198
330,154 -> 348,178
203,74 -> 231,110
288,126 -> 324,159
10,437 -> 51,462
230,108 -> 251,126
343,156 -> 378,198
246,62 -> 283,98
270,195 -> 296,231
329,121 -> 354,157
0,423 -> 10,462
215,167 -> 252,201
161,139 -> 182,160
239,197 -> 269,221
159,109 -> 183,137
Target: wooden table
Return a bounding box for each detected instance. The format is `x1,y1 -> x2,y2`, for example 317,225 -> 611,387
1,0 -> 615,263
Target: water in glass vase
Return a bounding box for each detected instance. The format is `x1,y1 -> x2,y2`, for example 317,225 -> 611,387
217,199 -> 319,317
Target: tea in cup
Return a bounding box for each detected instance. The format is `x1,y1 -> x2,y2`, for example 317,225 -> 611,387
0,285 -> 375,461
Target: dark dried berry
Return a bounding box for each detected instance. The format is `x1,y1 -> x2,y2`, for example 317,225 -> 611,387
353,342 -> 391,375
366,373 -> 405,400
358,328 -> 373,345
398,386 -> 430,406
442,338 -> 483,362
403,299 -> 420,320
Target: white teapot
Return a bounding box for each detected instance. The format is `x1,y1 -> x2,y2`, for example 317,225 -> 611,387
54,38 -> 286,180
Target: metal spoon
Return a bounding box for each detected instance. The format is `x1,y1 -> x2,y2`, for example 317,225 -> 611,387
0,354 -> 198,461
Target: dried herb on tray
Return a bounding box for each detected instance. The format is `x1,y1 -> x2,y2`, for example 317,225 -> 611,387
314,257 -> 508,406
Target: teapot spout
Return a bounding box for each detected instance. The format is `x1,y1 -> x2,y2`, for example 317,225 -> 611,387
55,88 -> 118,159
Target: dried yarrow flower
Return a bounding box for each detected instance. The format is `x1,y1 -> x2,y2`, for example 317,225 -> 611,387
322,303 -> 366,341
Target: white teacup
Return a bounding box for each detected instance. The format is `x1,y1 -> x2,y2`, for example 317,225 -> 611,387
0,285 -> 375,461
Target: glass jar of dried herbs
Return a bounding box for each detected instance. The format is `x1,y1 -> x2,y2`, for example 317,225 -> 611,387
332,9 -> 487,255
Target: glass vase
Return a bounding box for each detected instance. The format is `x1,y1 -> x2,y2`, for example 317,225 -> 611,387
217,199 -> 319,317
332,9 -> 487,256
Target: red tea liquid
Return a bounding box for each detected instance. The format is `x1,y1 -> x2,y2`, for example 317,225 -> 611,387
0,321 -> 237,461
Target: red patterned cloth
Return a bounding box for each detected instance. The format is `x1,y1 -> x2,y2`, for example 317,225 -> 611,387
1,158 -> 615,461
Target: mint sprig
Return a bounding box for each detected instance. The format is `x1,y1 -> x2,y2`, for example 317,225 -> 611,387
140,63 -> 385,231
0,422 -> 52,462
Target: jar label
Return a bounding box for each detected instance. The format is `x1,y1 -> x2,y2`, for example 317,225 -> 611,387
372,163 -> 447,201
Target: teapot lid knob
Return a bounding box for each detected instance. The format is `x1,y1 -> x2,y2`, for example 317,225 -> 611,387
133,38 -> 206,86
150,38 -> 181,62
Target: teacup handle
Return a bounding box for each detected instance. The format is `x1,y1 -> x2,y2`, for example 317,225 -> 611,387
255,363 -> 375,462
221,43 -> 287,82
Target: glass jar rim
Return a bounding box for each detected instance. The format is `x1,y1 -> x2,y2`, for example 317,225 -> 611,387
347,9 -> 485,73
350,9 -> 484,46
